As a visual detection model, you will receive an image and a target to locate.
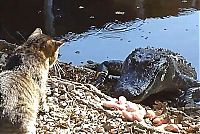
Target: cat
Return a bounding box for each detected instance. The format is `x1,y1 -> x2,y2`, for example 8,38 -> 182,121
0,28 -> 64,134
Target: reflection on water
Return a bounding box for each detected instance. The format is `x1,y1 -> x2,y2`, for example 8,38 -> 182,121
0,0 -> 199,78
0,0 -> 199,37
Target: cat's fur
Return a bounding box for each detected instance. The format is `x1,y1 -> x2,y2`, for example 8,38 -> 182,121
0,28 -> 63,134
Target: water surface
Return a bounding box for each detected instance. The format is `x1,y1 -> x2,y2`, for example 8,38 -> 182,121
0,0 -> 199,79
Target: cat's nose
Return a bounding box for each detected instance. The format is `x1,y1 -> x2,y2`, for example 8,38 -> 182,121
58,39 -> 65,44
57,39 -> 65,46
52,39 -> 65,47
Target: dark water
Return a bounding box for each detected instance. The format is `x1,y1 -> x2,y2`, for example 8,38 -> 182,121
0,0 -> 199,79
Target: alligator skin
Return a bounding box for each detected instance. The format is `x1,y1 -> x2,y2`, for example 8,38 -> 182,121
93,47 -> 199,104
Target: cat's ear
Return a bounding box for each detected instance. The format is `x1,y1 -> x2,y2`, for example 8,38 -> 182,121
31,28 -> 43,36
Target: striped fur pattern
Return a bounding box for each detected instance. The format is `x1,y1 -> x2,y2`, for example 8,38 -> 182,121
0,28 -> 63,134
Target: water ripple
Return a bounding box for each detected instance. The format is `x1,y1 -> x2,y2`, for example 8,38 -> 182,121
61,19 -> 145,41
178,8 -> 197,16
95,19 -> 145,39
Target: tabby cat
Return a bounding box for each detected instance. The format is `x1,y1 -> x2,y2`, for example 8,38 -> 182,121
0,28 -> 64,134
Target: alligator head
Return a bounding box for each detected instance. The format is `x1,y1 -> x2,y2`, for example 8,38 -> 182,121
115,47 -> 198,102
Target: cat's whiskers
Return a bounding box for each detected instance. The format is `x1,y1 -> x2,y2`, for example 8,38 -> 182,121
57,61 -> 65,74
53,63 -> 58,76
53,61 -> 65,78
55,63 -> 61,78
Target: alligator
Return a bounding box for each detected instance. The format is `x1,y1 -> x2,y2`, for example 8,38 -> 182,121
89,47 -> 200,105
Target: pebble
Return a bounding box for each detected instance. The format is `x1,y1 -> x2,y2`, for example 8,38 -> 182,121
58,84 -> 67,94
46,89 -> 52,96
53,93 -> 60,97
54,87 -> 59,93
96,126 -> 104,133
43,124 -> 50,130
59,94 -> 67,100
51,82 -> 58,88
46,118 -> 55,122
67,84 -> 75,91
60,101 -> 68,107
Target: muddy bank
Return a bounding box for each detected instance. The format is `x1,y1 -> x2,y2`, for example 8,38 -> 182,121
0,46 -> 200,133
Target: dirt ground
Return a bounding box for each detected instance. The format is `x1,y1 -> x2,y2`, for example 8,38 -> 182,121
35,62 -> 200,134
0,43 -> 200,133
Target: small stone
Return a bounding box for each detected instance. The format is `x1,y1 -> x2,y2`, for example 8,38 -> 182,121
38,122 -> 43,128
58,84 -> 67,94
59,94 -> 67,100
75,109 -> 81,115
115,11 -> 125,15
67,84 -> 75,91
94,96 -> 101,102
46,89 -> 52,96
52,88 -> 59,93
49,122 -> 56,127
86,96 -> 91,100
39,115 -> 43,120
53,93 -> 60,97
59,120 -> 66,125
80,111 -> 87,117
49,111 -> 56,116
46,118 -> 55,122
48,97 -> 59,104
110,128 -> 118,134
51,82 -> 58,88
47,97 -> 54,103
60,101 -> 67,107
49,126 -> 55,132
43,115 -> 48,122
79,6 -> 84,9
82,124 -> 90,129
96,126 -> 104,133
182,0 -> 187,3
89,16 -> 95,19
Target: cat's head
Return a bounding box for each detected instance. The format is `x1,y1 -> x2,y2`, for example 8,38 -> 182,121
25,28 -> 64,67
